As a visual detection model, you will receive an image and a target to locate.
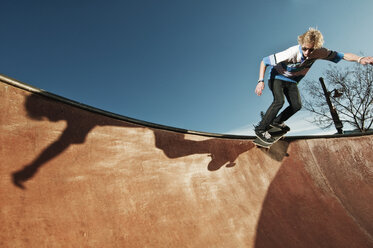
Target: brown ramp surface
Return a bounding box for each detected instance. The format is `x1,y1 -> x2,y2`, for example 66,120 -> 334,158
1,75 -> 372,248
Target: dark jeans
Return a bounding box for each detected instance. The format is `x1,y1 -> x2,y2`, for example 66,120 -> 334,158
256,79 -> 302,131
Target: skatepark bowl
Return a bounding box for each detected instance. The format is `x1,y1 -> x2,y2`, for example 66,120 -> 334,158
1,74 -> 372,248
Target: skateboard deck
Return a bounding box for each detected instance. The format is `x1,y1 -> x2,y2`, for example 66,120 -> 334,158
253,128 -> 287,148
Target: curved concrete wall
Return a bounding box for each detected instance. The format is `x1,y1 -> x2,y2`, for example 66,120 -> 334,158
1,77 -> 372,247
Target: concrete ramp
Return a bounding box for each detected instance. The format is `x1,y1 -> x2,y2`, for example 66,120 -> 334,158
1,75 -> 372,247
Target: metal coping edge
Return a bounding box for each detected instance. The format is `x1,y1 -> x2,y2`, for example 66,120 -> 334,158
2,73 -> 372,140
0,74 -> 252,139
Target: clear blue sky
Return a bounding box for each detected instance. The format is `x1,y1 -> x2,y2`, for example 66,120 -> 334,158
1,0 -> 373,135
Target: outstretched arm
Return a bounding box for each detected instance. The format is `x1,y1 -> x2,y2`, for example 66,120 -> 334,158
343,53 -> 373,65
255,60 -> 267,96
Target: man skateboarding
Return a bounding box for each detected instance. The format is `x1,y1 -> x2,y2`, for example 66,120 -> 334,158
254,27 -> 373,145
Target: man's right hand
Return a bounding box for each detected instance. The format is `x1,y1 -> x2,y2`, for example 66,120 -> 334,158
255,81 -> 265,96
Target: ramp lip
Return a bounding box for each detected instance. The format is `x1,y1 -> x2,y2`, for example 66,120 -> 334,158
1,73 -> 372,140
0,74 -> 250,139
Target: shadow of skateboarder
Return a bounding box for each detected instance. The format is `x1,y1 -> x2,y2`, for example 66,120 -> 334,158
12,94 -> 130,189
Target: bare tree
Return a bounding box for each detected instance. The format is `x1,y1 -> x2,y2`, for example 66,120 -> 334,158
301,63 -> 373,132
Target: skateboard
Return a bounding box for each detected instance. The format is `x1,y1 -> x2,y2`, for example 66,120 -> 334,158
253,128 -> 287,149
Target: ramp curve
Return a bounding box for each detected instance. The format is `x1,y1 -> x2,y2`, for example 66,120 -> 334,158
1,75 -> 372,247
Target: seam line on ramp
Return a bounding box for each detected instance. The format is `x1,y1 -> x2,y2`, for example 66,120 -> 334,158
306,140 -> 373,242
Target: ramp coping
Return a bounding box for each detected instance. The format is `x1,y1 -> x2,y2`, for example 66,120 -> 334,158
1,73 -> 372,140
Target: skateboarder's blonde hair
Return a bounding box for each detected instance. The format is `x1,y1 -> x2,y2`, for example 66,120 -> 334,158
298,27 -> 324,49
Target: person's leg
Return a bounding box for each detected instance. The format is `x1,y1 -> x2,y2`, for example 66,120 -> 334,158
255,79 -> 286,144
256,79 -> 285,132
273,81 -> 302,125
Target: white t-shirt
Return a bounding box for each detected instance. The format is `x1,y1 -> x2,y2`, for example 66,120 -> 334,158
263,45 -> 344,83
